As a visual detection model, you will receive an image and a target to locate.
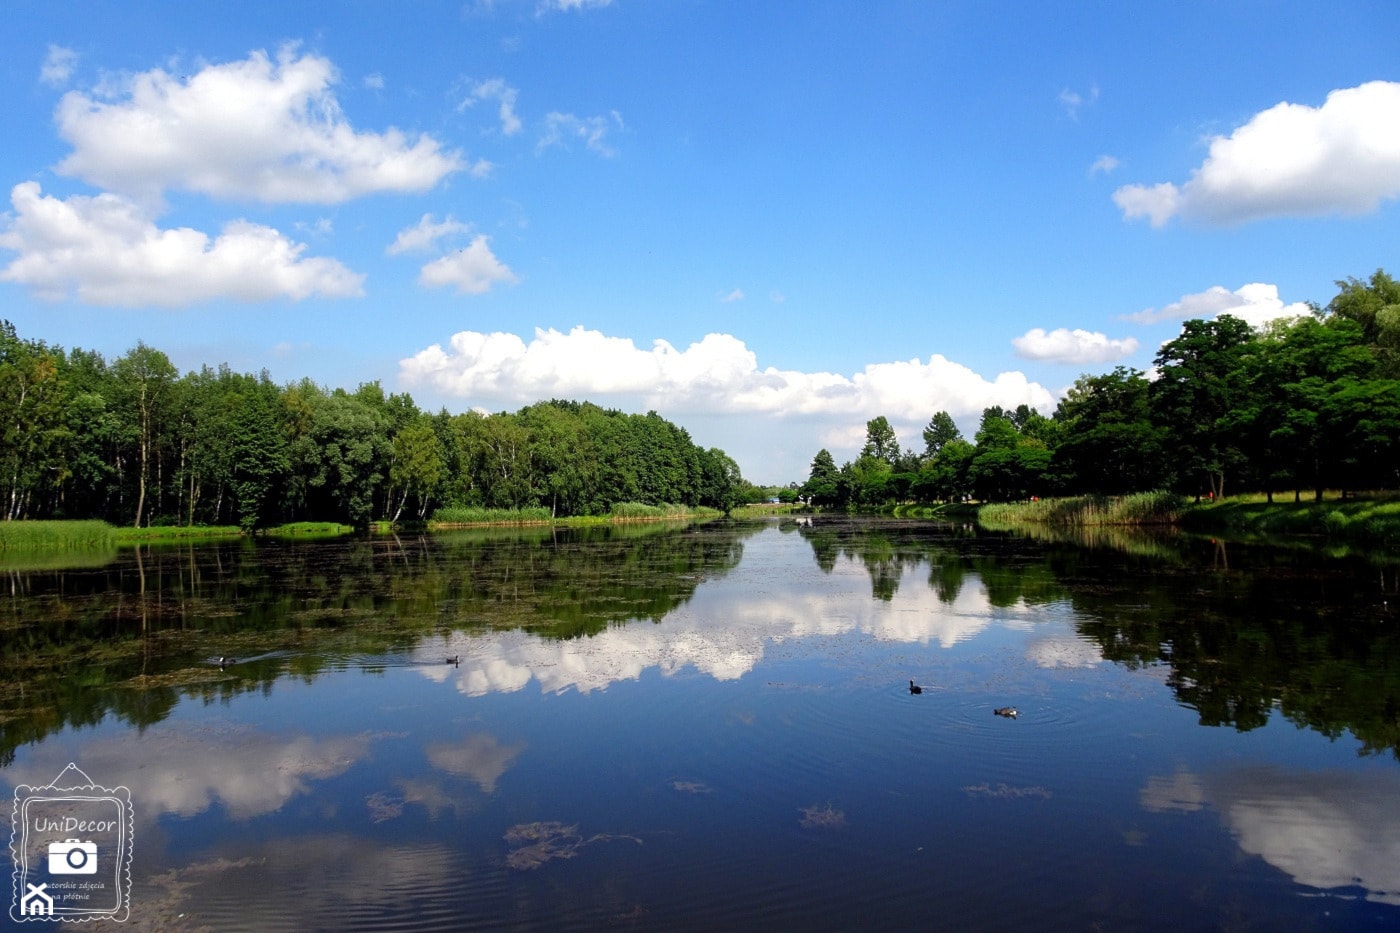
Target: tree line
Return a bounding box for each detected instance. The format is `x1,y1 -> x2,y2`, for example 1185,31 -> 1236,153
0,324 -> 746,528
800,270 -> 1400,507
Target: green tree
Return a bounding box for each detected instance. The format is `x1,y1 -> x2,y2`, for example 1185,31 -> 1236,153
861,415 -> 900,465
1151,315 -> 1259,499
112,342 -> 179,527
1052,367 -> 1166,494
389,418 -> 447,521
921,411 -> 961,459
802,449 -> 844,508
1325,269 -> 1400,374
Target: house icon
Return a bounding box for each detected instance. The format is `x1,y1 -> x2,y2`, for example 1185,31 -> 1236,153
21,882 -> 54,916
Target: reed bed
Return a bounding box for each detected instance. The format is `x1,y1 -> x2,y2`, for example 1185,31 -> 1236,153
431,506 -> 554,525
980,491 -> 1183,528
0,520 -> 118,551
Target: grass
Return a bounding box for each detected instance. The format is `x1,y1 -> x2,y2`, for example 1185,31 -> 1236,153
1180,493 -> 1400,546
431,506 -> 554,526
117,524 -> 243,542
606,502 -> 692,520
262,522 -> 355,537
0,520 -> 118,551
979,491 -> 1184,528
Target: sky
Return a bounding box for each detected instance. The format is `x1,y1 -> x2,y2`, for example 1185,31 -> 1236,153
2,1 -> 1399,485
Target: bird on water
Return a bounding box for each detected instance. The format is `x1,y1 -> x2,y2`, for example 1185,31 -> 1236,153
445,655 -> 460,666
909,680 -> 923,694
994,707 -> 1018,718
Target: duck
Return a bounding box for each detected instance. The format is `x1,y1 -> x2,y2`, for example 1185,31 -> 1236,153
993,707 -> 1018,719
445,655 -> 460,666
908,680 -> 923,694
218,656 -> 237,667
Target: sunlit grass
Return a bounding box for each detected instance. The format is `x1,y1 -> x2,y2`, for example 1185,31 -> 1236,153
431,506 -> 554,525
0,520 -> 118,551
980,491 -> 1183,528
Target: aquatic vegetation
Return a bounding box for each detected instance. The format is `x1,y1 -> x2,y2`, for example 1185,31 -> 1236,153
0,519 -> 117,551
798,803 -> 846,829
431,506 -> 553,525
980,491 -> 1183,528
962,783 -> 1052,800
504,821 -> 642,870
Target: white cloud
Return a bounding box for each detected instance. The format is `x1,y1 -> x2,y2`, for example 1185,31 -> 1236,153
362,72 -> 384,90
1012,327 -> 1139,364
0,181 -> 364,306
540,0 -> 612,11
1088,154 -> 1119,176
770,290 -> 786,303
1112,181 -> 1180,227
399,325 -> 1055,421
40,44 -> 78,86
418,234 -> 518,294
1115,80 -> 1400,227
538,110 -> 622,156
1124,283 -> 1310,327
460,77 -> 522,136
1058,84 -> 1098,120
386,213 -> 472,255
720,288 -> 744,303
53,46 -> 465,204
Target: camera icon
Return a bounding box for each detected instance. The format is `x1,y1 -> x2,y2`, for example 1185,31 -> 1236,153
48,838 -> 98,875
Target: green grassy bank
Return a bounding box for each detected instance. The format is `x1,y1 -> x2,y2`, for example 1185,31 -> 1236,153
1178,494 -> 1400,546
0,520 -> 118,551
978,491 -> 1400,548
979,491 -> 1184,528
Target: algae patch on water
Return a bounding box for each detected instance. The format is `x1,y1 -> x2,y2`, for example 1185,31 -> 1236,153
504,821 -> 642,870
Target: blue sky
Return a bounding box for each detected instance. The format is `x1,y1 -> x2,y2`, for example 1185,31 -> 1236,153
3,1 -> 1399,484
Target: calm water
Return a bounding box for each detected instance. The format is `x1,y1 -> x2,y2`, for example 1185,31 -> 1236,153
2,518 -> 1399,931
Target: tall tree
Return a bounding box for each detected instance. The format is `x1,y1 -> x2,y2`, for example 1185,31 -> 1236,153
921,411 -> 961,459
112,342 -> 178,527
861,415 -> 900,465
1151,315 -> 1259,499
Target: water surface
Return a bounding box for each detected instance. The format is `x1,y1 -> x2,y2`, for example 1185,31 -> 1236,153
2,518 -> 1398,930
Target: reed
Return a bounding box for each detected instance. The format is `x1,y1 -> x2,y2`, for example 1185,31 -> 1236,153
431,506 -> 553,525
0,520 -> 118,551
980,491 -> 1183,528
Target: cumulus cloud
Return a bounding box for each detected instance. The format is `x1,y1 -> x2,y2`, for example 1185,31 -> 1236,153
1142,766 -> 1400,905
418,235 -> 518,294
460,77 -> 522,136
538,110 -> 622,156
53,46 -> 465,204
1115,80 -> 1400,227
386,213 -> 472,255
40,44 -> 78,86
399,325 -> 1055,420
0,182 -> 364,306
1012,327 -> 1139,364
1124,283 -> 1310,327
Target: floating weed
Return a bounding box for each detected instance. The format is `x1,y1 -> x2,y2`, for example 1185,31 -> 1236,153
798,803 -> 846,830
366,792 -> 405,823
962,783 -> 1052,800
504,821 -> 642,871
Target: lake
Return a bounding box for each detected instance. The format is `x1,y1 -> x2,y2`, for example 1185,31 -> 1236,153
2,517 -> 1399,931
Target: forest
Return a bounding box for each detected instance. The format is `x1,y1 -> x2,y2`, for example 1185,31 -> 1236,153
4,270 -> 1399,528
798,270 -> 1400,508
0,324 -> 746,528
